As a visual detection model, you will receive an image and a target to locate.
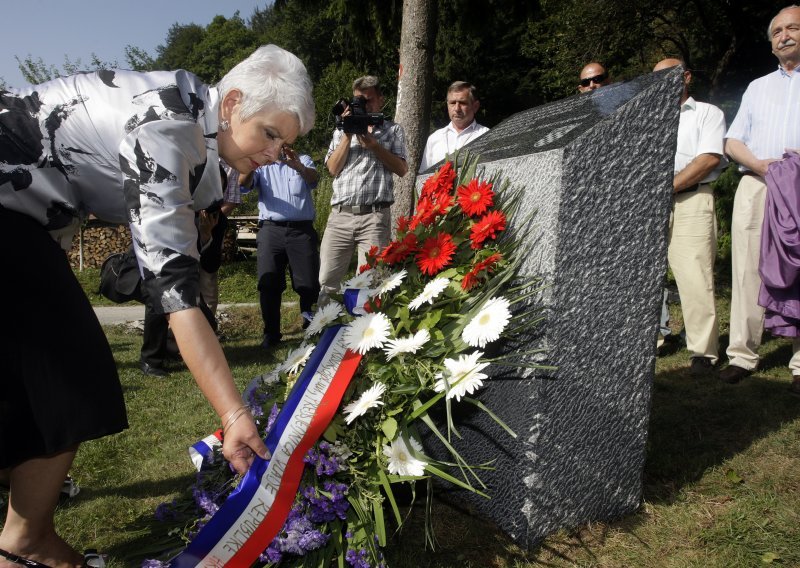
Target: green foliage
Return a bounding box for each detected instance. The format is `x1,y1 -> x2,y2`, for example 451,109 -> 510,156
154,15 -> 259,82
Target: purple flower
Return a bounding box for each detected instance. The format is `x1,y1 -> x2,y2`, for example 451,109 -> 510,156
142,561 -> 168,568
265,404 -> 279,435
259,545 -> 283,563
345,548 -> 371,568
153,500 -> 177,522
192,487 -> 220,516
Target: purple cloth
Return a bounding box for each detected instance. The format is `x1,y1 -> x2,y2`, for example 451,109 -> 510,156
759,151 -> 800,337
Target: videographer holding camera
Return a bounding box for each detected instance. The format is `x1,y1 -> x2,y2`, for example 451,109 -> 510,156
319,75 -> 408,305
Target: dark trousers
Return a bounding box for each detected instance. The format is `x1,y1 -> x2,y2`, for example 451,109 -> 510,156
141,292 -> 216,367
257,221 -> 320,341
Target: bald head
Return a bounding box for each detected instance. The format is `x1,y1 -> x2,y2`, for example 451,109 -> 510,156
653,58 -> 683,72
653,58 -> 690,103
578,62 -> 610,92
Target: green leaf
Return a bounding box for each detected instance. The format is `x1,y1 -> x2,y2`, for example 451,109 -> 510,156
725,469 -> 744,484
381,416 -> 398,440
377,469 -> 402,526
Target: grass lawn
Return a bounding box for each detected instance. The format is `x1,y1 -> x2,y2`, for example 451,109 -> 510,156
2,275 -> 798,567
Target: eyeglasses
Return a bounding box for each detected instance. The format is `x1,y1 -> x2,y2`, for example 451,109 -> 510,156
579,73 -> 608,88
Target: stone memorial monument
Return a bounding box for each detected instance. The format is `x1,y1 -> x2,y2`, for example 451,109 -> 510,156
422,67 -> 684,547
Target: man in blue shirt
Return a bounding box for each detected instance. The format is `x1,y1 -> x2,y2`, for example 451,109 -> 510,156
719,5 -> 800,396
250,147 -> 320,348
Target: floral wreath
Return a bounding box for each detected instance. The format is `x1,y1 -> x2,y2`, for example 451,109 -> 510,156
145,155 -> 543,567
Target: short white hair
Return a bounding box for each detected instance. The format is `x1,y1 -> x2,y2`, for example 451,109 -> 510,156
216,45 -> 315,134
768,5 -> 800,39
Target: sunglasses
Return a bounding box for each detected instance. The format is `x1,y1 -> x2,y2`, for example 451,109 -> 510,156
579,73 -> 608,88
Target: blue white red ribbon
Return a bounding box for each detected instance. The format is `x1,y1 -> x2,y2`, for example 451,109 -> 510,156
189,430 -> 223,472
343,287 -> 371,316
169,324 -> 361,567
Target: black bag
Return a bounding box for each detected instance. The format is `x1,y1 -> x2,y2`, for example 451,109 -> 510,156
99,248 -> 143,303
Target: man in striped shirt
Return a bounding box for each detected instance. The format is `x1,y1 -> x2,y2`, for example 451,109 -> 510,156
719,5 -> 800,396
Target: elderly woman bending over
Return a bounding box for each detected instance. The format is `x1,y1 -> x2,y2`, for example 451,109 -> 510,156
0,45 -> 314,567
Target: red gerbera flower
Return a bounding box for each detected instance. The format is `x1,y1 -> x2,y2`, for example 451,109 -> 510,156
419,161 -> 456,201
461,252 -> 503,291
396,215 -> 410,235
470,210 -> 507,249
366,245 -> 380,262
457,179 -> 494,217
416,233 -> 456,276
358,263 -> 372,274
379,232 -> 418,265
410,197 -> 439,230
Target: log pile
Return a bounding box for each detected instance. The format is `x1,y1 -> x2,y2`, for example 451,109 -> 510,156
69,221 -> 241,270
68,224 -> 132,269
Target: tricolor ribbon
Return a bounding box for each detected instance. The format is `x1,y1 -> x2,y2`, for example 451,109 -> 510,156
343,287 -> 371,316
170,325 -> 361,567
188,430 -> 223,472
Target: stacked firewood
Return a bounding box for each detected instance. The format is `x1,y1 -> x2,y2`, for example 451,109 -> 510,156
69,222 -> 241,270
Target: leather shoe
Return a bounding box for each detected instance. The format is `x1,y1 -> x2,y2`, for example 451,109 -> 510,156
789,376 -> 800,398
140,361 -> 169,377
689,357 -> 715,377
718,364 -> 752,384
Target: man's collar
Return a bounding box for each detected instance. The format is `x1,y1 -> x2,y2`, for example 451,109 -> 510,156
447,120 -> 479,135
778,64 -> 797,77
681,96 -> 697,111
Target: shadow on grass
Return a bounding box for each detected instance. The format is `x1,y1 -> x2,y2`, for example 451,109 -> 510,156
644,339 -> 800,504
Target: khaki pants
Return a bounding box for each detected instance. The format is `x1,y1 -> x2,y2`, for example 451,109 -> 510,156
726,174 -> 800,373
318,207 -> 391,304
668,184 -> 719,363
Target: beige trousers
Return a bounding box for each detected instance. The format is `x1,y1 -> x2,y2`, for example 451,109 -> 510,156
726,174 -> 800,373
668,185 -> 719,363
318,207 -> 391,304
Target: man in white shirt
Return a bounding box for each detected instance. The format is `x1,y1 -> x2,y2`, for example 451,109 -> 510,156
718,5 -> 800,395
653,58 -> 726,376
418,81 -> 489,173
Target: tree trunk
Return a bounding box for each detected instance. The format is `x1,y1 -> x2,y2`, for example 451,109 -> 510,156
393,0 -> 436,227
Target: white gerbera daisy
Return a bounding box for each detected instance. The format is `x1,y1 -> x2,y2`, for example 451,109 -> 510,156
342,382 -> 386,424
383,328 -> 431,360
382,436 -> 427,477
374,268 -> 407,297
408,277 -> 450,311
280,343 -> 315,375
305,302 -> 344,337
344,269 -> 375,289
434,351 -> 490,401
344,312 -> 391,354
462,296 -> 512,348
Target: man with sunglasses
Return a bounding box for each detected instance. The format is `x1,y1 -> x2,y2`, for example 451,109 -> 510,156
577,62 -> 611,93
653,58 -> 725,377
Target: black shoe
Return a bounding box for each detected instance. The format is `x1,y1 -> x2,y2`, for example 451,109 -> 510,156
261,335 -> 281,350
689,357 -> 715,377
718,364 -> 752,384
140,361 -> 169,377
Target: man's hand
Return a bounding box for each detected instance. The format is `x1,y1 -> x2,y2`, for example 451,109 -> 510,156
356,132 -> 379,150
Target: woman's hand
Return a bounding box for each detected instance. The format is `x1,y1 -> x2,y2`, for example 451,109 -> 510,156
223,412 -> 271,475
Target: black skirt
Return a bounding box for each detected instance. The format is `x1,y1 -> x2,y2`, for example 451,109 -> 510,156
0,208 -> 128,468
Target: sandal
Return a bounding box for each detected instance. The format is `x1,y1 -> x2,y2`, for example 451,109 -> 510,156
83,550 -> 107,568
0,547 -> 53,568
0,548 -> 106,568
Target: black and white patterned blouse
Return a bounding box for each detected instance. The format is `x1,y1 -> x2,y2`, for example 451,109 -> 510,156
0,69 -> 222,313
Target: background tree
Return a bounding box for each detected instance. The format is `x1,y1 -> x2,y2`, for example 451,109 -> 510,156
393,0 -> 436,220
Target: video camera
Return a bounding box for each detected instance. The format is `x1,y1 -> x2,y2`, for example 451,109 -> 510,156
331,96 -> 384,135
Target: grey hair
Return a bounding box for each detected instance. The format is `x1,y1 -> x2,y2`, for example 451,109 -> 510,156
447,81 -> 478,103
216,44 -> 315,135
769,5 -> 800,39
352,75 -> 382,96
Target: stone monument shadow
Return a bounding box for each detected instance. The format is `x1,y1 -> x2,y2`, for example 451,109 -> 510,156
419,67 -> 685,548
